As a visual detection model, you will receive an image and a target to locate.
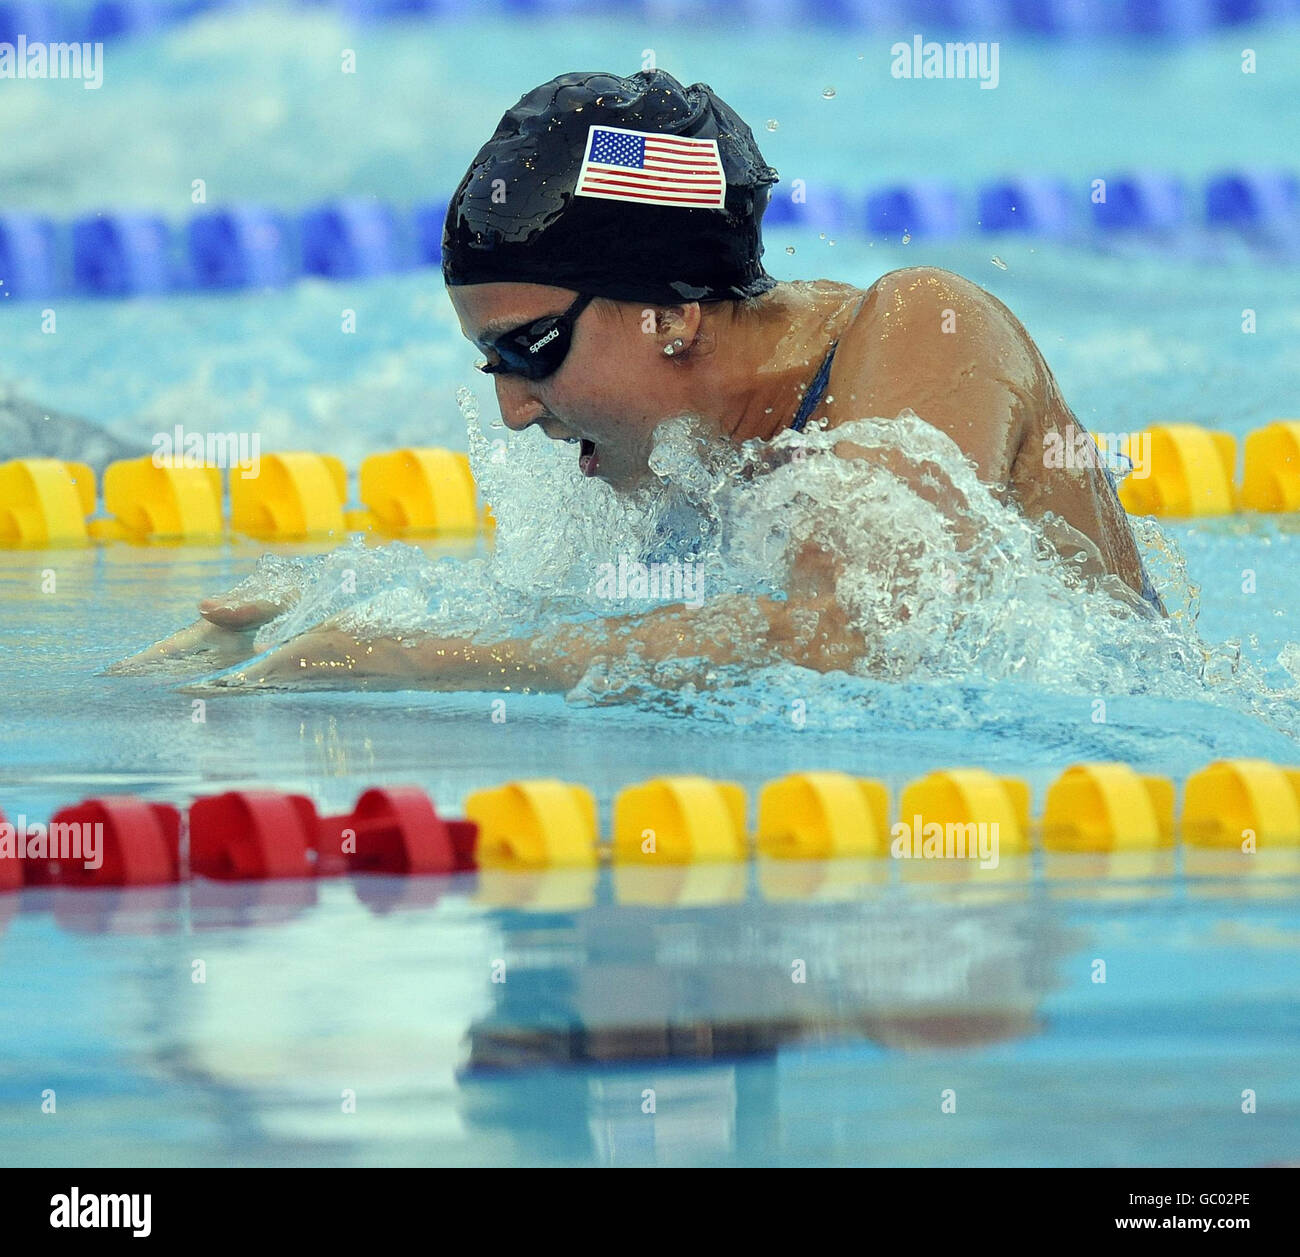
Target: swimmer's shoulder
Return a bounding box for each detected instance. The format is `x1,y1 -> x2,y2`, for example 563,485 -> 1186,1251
834,265 -> 1042,373
823,266 -> 1047,478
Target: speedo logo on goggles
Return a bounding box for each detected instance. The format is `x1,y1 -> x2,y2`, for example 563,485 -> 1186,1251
529,326 -> 560,354
477,292 -> 594,381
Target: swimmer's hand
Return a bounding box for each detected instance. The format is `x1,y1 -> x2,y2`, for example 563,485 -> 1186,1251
106,589 -> 297,675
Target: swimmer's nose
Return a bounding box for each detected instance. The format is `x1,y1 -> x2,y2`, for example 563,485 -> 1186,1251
493,376 -> 547,434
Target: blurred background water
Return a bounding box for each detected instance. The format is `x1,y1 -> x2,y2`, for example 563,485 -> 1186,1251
2,10 -> 1299,455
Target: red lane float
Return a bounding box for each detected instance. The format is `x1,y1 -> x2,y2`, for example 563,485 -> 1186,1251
189,787 -> 478,881
315,788 -> 477,876
0,808 -> 22,891
189,790 -> 318,881
27,797 -> 182,888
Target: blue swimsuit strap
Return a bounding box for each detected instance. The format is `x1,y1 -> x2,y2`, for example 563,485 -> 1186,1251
791,297 -> 868,432
790,342 -> 838,433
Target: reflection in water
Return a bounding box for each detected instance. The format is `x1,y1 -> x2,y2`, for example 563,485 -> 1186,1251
2,867 -> 1297,1166
465,868 -> 1075,1080
586,1070 -> 737,1167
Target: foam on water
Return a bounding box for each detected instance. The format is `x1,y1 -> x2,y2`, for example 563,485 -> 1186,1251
219,389 -> 1300,736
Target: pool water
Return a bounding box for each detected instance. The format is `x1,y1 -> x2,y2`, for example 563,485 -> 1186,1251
4,13 -> 1300,457
2,865 -> 1299,1166
2,533 -> 1299,1166
1,8 -> 1299,1166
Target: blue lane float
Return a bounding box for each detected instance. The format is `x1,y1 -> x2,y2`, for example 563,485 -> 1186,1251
865,183 -> 964,239
1090,173 -> 1186,231
85,0 -> 170,40
2,0 -> 1298,47
335,0 -> 443,18
1,169 -> 1296,302
764,185 -> 850,233
977,176 -> 1076,235
1205,171 -> 1300,228
1003,0 -> 1113,37
300,199 -> 401,279
0,2 -> 59,44
0,213 -> 59,299
188,206 -> 294,289
1123,0 -> 1218,38
412,202 -> 445,266
71,212 -> 173,296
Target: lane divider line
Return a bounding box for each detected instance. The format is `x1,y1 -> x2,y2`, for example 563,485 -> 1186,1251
2,758 -> 1298,892
2,168 -> 1297,301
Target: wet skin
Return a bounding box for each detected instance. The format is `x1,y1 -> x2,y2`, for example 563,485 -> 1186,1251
116,266 -> 1151,691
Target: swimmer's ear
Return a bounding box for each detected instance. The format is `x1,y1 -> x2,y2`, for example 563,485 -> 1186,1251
642,302 -> 704,357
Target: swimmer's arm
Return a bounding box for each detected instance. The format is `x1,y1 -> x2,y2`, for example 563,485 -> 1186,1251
199,593 -> 863,693
118,577 -> 857,690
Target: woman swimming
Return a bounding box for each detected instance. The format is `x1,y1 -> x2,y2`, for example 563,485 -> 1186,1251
122,69 -> 1159,692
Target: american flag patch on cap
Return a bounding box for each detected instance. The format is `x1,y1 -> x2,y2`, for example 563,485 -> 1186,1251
574,125 -> 727,209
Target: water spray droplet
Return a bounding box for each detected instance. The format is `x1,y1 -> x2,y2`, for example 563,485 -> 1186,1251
822,86 -> 836,99
766,119 -> 779,131
991,255 -> 1008,270
785,245 -> 796,254
901,231 -> 912,244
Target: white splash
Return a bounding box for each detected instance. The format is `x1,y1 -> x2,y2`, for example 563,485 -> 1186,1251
225,390 -> 1299,734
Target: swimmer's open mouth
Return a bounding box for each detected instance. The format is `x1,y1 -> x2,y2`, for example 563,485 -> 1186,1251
578,438 -> 599,478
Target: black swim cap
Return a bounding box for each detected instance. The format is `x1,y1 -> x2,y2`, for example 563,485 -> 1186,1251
442,69 -> 780,305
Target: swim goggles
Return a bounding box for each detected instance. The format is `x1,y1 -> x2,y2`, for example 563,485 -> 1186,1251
475,292 -> 594,381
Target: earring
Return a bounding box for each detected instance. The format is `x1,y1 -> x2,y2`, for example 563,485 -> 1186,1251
663,338 -> 685,357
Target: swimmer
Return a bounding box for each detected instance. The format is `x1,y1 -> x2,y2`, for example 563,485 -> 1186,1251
120,69 -> 1160,692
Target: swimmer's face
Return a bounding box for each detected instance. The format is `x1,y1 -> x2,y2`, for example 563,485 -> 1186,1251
449,282 -> 700,489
